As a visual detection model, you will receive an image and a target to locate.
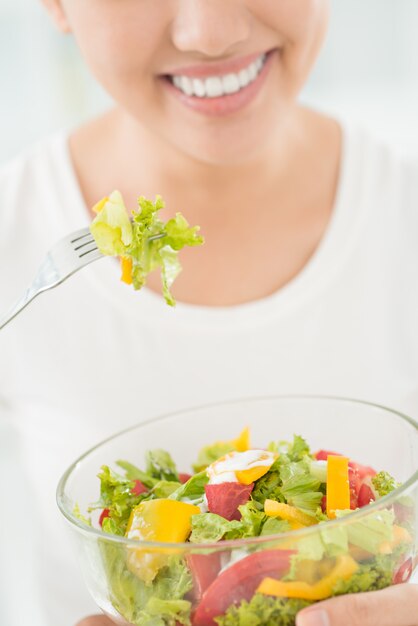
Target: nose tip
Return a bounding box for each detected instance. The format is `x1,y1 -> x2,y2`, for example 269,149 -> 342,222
171,0 -> 251,58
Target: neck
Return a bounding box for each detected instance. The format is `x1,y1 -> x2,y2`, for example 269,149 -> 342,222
106,105 -> 309,222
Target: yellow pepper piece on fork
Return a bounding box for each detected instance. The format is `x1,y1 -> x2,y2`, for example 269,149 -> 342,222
326,455 -> 350,518
120,256 -> 133,284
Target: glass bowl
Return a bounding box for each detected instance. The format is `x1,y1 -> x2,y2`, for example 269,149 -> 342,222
57,396 -> 418,626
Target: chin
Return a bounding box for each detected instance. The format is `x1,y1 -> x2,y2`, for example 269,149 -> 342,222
165,105 -> 285,168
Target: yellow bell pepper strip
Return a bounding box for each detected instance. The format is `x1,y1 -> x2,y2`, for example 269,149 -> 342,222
125,499 -> 200,582
120,256 -> 133,284
233,427 -> 251,452
293,558 -> 336,585
379,525 -> 412,554
264,500 -> 318,527
326,455 -> 350,518
257,554 -> 359,601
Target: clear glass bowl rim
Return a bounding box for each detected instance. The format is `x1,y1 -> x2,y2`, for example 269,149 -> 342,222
56,394 -> 418,550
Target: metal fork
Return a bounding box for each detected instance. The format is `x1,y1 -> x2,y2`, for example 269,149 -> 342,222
0,228 -> 164,331
0,227 -> 103,331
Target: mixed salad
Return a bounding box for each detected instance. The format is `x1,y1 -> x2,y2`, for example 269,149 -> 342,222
90,191 -> 204,306
77,430 -> 415,626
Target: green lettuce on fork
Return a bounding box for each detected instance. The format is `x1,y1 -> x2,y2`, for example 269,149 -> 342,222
90,191 -> 204,305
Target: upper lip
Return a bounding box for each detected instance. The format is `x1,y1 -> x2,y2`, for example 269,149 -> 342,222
163,50 -> 271,79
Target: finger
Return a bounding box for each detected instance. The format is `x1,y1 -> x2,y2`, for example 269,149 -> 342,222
296,584 -> 418,626
75,615 -> 114,626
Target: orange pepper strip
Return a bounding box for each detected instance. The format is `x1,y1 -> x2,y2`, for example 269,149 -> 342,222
264,500 -> 318,527
257,555 -> 359,601
120,256 -> 133,285
326,455 -> 350,518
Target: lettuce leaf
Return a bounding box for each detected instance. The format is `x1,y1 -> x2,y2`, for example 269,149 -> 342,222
335,509 -> 395,554
189,502 -> 272,543
116,460 -> 159,489
90,193 -> 204,306
90,191 -> 133,255
279,461 -> 323,514
215,594 -> 312,626
101,545 -> 193,626
190,513 -> 243,543
143,598 -> 191,625
279,436 -> 312,462
193,441 -> 236,473
145,449 -> 179,482
260,517 -> 291,536
169,471 -> 209,503
90,465 -> 143,535
251,460 -> 283,509
372,471 -> 400,497
331,556 -> 393,595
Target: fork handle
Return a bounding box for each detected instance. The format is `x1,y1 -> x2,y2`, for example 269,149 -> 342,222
0,287 -> 40,331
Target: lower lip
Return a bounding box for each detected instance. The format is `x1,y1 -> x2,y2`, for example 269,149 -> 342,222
160,50 -> 276,117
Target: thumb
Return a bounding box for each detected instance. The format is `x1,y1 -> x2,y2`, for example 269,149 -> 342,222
296,584 -> 418,626
75,616 -> 114,626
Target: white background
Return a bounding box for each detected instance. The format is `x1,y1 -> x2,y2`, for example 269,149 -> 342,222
1,0 -> 418,164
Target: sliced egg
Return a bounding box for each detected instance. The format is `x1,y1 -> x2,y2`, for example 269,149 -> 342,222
207,449 -> 277,485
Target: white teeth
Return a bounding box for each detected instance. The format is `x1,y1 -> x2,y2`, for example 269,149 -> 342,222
238,68 -> 250,88
171,53 -> 267,99
180,76 -> 193,96
205,76 -> 223,98
173,76 -> 182,89
247,62 -> 257,81
222,73 -> 240,95
192,78 -> 206,97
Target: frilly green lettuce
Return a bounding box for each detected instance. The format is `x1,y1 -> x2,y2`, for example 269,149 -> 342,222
90,192 -> 204,305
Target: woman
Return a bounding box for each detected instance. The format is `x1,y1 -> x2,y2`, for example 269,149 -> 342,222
0,1 -> 417,625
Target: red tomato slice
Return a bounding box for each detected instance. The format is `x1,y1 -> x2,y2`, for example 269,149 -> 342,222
131,480 -> 148,496
179,473 -> 193,484
357,484 -> 375,508
99,508 -> 110,527
193,549 -> 293,626
348,461 -> 376,480
393,557 -> 413,584
348,466 -> 360,509
315,449 -> 341,461
205,483 -> 254,521
187,553 -> 223,602
315,451 -> 376,480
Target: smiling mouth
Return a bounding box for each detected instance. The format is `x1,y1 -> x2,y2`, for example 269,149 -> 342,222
167,52 -> 268,99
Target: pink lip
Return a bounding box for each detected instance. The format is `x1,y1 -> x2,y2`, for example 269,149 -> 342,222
160,50 -> 276,117
165,51 -> 266,79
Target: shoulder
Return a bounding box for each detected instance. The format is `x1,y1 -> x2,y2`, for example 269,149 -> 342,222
0,132 -> 85,243
0,132 -> 70,209
0,133 -> 86,299
341,123 -> 418,226
344,123 -> 418,192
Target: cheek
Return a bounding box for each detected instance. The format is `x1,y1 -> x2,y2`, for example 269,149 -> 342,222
262,0 -> 329,89
64,2 -> 168,85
